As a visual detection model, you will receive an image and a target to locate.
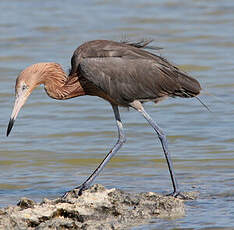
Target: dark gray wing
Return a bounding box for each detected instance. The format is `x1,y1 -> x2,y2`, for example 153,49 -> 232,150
70,40 -> 164,75
70,40 -> 201,105
79,57 -> 198,105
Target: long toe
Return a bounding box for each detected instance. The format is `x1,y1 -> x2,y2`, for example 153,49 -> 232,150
166,191 -> 187,200
74,183 -> 89,196
61,184 -> 88,199
61,189 -> 78,200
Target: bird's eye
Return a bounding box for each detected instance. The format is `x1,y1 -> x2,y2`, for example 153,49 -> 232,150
22,85 -> 27,91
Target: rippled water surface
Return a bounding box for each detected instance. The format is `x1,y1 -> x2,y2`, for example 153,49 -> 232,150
1,0 -> 234,229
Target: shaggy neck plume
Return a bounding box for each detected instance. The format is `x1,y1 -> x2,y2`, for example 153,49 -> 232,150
43,63 -> 86,100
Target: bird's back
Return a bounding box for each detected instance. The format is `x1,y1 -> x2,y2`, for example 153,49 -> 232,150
69,40 -> 201,106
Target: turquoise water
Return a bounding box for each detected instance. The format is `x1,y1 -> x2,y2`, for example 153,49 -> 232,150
0,0 -> 234,229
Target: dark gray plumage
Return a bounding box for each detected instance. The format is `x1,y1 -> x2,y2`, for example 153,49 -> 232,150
70,40 -> 201,106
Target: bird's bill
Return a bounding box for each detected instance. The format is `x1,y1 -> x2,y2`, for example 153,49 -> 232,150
7,95 -> 28,136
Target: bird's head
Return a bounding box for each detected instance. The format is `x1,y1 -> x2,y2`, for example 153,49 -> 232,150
7,62 -> 56,136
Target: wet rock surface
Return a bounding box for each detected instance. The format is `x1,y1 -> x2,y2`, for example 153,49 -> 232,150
0,184 -> 198,229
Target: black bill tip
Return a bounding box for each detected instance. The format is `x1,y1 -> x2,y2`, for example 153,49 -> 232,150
7,118 -> 15,136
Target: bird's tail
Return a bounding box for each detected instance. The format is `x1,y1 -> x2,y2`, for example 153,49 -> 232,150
175,72 -> 202,98
174,73 -> 211,111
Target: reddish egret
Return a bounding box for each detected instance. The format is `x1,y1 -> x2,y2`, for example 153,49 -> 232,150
7,40 -> 201,197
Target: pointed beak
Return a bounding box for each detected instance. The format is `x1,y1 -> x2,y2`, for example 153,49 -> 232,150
7,118 -> 15,137
7,94 -> 29,136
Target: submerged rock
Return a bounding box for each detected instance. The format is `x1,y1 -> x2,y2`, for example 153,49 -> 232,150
0,184 -> 198,229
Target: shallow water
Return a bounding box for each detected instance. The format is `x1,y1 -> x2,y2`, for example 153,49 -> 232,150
0,0 -> 234,229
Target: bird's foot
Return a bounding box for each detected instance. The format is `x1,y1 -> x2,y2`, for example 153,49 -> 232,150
62,183 -> 89,200
166,191 -> 186,200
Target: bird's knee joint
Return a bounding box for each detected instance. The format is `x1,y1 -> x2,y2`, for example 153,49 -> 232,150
121,137 -> 126,144
119,135 -> 126,144
158,131 -> 166,141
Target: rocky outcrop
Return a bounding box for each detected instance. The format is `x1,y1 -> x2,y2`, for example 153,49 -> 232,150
0,184 -> 198,229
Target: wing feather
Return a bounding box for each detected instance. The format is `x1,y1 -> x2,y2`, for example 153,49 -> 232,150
79,57 -> 183,105
70,40 -> 201,105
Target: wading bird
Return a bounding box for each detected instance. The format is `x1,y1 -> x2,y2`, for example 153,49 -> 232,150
7,40 -> 201,197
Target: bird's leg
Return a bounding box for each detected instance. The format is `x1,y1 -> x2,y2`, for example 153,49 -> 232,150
130,100 -> 180,197
63,105 -> 126,198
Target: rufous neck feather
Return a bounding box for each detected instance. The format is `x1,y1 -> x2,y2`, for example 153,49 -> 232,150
41,63 -> 86,100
